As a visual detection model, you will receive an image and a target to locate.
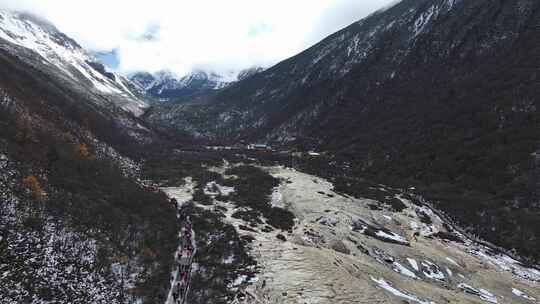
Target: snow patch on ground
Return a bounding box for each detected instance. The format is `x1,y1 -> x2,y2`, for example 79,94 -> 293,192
512,288 -> 536,301
371,277 -> 436,304
382,215 -> 392,221
445,257 -> 460,267
468,248 -> 540,282
161,178 -> 196,208
203,181 -> 235,197
408,258 -> 420,271
458,283 -> 498,303
270,186 -> 284,208
421,260 -> 445,281
230,274 -> 259,288
375,230 -> 409,245
393,262 -> 418,278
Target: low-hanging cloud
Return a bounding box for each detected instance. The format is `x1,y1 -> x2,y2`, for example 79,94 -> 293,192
0,0 -> 394,76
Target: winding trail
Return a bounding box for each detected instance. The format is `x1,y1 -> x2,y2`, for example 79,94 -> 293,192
165,216 -> 196,304
162,180 -> 198,304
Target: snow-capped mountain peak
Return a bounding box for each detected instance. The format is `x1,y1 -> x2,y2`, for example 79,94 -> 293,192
130,67 -> 264,101
0,10 -> 147,115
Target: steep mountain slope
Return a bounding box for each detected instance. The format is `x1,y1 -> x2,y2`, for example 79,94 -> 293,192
130,68 -> 264,102
0,11 -> 147,116
147,0 -> 538,140
0,11 -> 178,303
146,0 -> 540,261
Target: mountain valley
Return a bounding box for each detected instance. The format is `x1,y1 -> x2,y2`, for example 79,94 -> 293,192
0,1 -> 539,304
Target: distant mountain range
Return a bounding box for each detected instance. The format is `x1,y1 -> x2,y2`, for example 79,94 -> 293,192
130,67 -> 264,102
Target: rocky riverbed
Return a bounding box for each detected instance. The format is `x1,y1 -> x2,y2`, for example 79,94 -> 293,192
163,165 -> 540,304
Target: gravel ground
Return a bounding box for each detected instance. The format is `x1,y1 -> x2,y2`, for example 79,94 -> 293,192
162,166 -> 540,304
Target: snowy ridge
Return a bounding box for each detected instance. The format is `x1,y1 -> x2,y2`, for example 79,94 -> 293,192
130,70 -> 233,101
0,10 -> 147,116
130,67 -> 265,101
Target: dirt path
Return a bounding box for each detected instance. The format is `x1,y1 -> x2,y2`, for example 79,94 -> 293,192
163,179 -> 198,304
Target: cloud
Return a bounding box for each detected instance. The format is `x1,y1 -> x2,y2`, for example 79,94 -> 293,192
0,0 -> 395,76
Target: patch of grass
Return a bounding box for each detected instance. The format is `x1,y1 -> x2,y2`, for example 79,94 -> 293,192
266,207 -> 295,231
226,166 -> 295,230
417,210 -> 433,225
192,188 -> 213,205
232,210 -> 263,226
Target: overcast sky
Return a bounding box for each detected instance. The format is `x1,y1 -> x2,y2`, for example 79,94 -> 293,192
1,0 -> 394,76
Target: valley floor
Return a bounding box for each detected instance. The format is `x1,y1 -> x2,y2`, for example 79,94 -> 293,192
162,164 -> 540,304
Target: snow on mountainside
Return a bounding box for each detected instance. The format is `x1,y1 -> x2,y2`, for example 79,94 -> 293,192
130,70 -> 231,102
146,0 -> 537,140
145,0 -> 540,265
130,68 -> 264,102
0,10 -> 147,116
0,56 -> 175,303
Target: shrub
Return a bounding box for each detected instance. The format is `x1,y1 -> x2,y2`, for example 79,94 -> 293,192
142,246 -> 157,259
225,166 -> 295,230
331,241 -> 351,255
276,234 -> 287,242
22,175 -> 44,201
73,143 -> 95,161
266,207 -> 295,231
14,112 -> 33,143
192,189 -> 213,205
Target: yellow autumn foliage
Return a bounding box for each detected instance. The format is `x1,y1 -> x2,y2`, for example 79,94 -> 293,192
23,175 -> 44,201
73,143 -> 96,161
